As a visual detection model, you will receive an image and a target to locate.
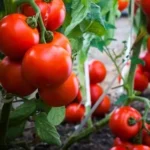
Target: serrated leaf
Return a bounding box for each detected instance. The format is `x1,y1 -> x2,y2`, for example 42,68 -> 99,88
115,94 -> 128,105
64,0 -> 90,35
47,107 -> 65,126
9,101 -> 36,125
35,113 -> 61,146
7,121 -> 26,140
131,57 -> 145,66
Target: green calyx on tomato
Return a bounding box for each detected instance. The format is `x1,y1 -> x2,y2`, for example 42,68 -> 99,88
44,0 -> 52,3
128,117 -> 138,126
45,30 -> 54,42
26,16 -> 38,28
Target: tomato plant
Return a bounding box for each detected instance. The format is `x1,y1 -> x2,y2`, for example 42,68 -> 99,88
141,0 -> 150,16
0,13 -> 39,60
0,57 -> 36,96
90,84 -> 103,104
93,95 -> 111,117
110,146 -> 127,150
118,0 -> 129,12
109,106 -> 142,140
89,60 -> 107,84
65,103 -> 85,123
22,44 -> 72,88
133,145 -> 150,150
39,73 -> 79,107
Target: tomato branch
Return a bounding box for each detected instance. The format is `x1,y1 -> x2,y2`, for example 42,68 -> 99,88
62,113 -> 111,150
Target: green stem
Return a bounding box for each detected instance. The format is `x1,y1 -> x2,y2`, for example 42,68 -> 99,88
125,29 -> 146,99
62,114 -> 111,150
15,0 -> 52,43
0,100 -> 13,149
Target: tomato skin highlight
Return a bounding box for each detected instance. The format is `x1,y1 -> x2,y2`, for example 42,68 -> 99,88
133,145 -> 150,150
47,0 -> 66,31
21,0 -> 50,26
118,0 -> 129,12
109,106 -> 142,140
22,44 -> 72,88
0,14 -> 39,60
89,60 -> 107,84
50,32 -> 72,55
110,146 -> 127,150
90,84 -> 103,104
0,57 -> 36,96
93,95 -> 111,116
65,103 -> 85,123
39,73 -> 79,107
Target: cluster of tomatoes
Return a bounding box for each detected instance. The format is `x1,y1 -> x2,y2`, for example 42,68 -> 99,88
65,60 -> 111,124
109,106 -> 150,150
0,0 -> 81,107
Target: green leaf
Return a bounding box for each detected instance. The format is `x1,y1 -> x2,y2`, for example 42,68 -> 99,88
9,101 -> 36,125
91,37 -> 106,52
131,57 -> 145,66
115,94 -> 129,105
36,100 -> 51,113
7,121 -> 26,140
64,0 -> 90,35
35,113 -> 61,146
80,20 -> 106,36
47,107 -> 65,126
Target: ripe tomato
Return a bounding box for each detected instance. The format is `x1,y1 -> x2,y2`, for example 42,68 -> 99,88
22,44 -> 72,88
134,69 -> 148,92
0,14 -> 39,60
110,146 -> 126,150
142,123 -> 150,146
21,0 -> 50,26
39,73 -> 79,107
118,0 -> 129,12
75,90 -> 82,103
109,106 -> 142,140
65,103 -> 85,123
147,37 -> 150,52
133,145 -> 150,150
89,60 -> 107,84
93,95 -> 111,117
113,137 -> 134,149
50,32 -> 71,55
0,57 -> 36,96
47,0 -> 66,31
90,84 -> 103,104
141,0 -> 150,16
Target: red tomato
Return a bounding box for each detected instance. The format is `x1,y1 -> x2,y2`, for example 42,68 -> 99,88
133,145 -> 150,150
109,106 -> 142,140
110,146 -> 126,150
141,0 -> 150,16
39,73 -> 79,107
21,0 -> 50,26
93,95 -> 111,116
0,57 -> 36,96
142,123 -> 150,146
118,0 -> 129,12
75,90 -> 82,103
134,69 -> 149,92
50,32 -> 72,55
65,103 -> 85,123
47,0 -> 66,31
89,60 -> 107,84
147,37 -> 150,52
114,137 -> 134,149
22,44 -> 72,88
0,14 -> 39,60
90,84 -> 103,104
